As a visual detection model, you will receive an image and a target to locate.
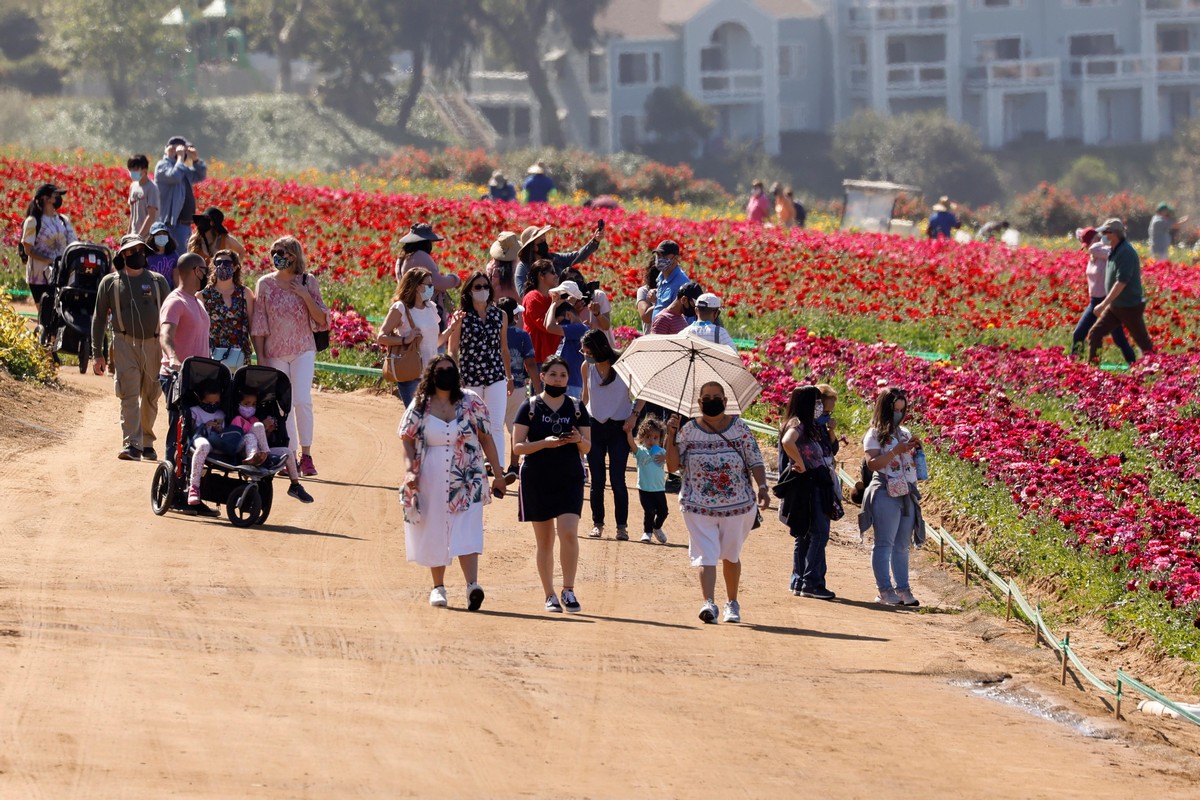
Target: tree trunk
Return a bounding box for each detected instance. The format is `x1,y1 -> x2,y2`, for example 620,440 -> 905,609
518,49 -> 565,149
396,46 -> 425,134
273,0 -> 307,94
276,36 -> 294,93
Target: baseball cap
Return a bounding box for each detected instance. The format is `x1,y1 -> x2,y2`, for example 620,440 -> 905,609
696,292 -> 721,309
653,239 -> 680,256
554,280 -> 584,301
678,282 -> 704,301
1096,218 -> 1126,237
1156,202 -> 1173,214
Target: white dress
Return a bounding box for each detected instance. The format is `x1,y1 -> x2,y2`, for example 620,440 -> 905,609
404,415 -> 485,567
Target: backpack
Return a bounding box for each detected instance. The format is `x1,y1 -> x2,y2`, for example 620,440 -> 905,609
17,215 -> 40,265
792,200 -> 807,228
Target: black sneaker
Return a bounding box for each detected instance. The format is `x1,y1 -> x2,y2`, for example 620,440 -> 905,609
288,482 -> 314,503
504,466 -> 518,486
799,588 -> 837,601
561,588 -> 581,613
142,447 -> 158,461
117,446 -> 141,461
192,501 -> 219,517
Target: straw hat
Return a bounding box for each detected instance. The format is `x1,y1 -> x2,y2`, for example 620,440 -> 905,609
527,161 -> 547,175
489,231 -> 521,261
519,224 -> 554,248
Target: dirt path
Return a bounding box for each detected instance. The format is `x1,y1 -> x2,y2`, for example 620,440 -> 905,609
1,371 -> 1199,798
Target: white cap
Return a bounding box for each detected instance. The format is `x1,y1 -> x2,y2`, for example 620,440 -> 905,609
696,292 -> 721,309
554,280 -> 583,301
515,304 -> 525,314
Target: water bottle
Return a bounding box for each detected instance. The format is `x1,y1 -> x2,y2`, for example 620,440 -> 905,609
914,447 -> 929,481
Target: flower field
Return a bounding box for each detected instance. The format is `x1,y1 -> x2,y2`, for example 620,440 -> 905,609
4,153 -> 1200,652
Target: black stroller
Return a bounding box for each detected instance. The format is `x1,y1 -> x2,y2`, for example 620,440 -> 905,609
37,242 -> 112,373
151,357 -> 293,528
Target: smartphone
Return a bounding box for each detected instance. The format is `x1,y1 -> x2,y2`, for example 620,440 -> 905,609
492,486 -> 505,499
596,219 -> 606,232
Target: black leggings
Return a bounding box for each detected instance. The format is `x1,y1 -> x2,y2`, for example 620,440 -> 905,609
639,490 -> 669,533
588,418 -> 630,527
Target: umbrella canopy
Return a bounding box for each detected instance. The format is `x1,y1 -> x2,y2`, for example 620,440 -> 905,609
614,333 -> 761,418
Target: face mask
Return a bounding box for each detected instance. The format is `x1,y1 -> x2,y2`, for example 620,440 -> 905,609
536,242 -> 550,257
52,195 -> 63,210
196,269 -> 209,286
433,367 -> 459,391
129,171 -> 141,181
153,234 -> 170,248
199,401 -> 220,413
422,285 -> 435,301
215,265 -> 235,281
700,397 -> 725,417
814,401 -> 825,422
195,220 -> 211,234
583,356 -> 597,365
238,404 -> 256,418
272,252 -> 289,269
124,253 -> 147,271
471,289 -> 490,303
543,384 -> 567,398
655,255 -> 673,271
893,410 -> 906,425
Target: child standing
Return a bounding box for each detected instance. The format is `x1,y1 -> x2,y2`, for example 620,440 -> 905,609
629,418 -> 669,543
189,382 -> 244,514
230,389 -> 314,503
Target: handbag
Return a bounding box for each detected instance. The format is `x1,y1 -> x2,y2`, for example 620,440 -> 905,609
383,306 -> 422,383
885,471 -> 910,498
211,346 -> 245,370
301,274 -> 330,352
704,420 -> 763,529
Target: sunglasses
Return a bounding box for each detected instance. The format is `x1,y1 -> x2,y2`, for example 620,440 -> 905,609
470,283 -> 489,291
213,259 -> 235,268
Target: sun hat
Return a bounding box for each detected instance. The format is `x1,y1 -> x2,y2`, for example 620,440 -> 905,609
527,160 -> 547,175
696,292 -> 722,310
489,231 -> 521,261
519,224 -> 554,248
192,206 -> 226,229
489,170 -> 507,187
399,222 -> 444,244
1097,218 -> 1126,237
553,280 -> 584,301
113,234 -> 148,267
652,239 -> 681,256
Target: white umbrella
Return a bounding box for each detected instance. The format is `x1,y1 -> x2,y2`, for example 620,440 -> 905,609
614,333 -> 762,418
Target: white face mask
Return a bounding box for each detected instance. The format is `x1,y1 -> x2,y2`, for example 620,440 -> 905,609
238,404 -> 256,418
472,289 -> 490,303
153,234 -> 169,247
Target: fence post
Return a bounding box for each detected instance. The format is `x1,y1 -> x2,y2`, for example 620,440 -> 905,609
1114,674 -> 1123,720
963,550 -> 969,586
1005,588 -> 1013,621
1033,604 -> 1041,648
1060,633 -> 1070,685
939,538 -> 945,565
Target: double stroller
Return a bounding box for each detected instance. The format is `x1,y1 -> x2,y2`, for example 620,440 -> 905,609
37,242 -> 111,373
151,356 -> 293,528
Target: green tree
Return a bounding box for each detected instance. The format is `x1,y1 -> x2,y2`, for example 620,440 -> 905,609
51,0 -> 182,109
1162,118 -> 1200,216
1059,155 -> 1120,197
476,0 -> 608,149
393,0 -> 481,134
307,0 -> 400,126
643,86 -> 715,155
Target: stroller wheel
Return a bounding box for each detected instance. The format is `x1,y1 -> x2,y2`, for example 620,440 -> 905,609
151,461 -> 175,516
78,335 -> 89,374
227,483 -> 262,528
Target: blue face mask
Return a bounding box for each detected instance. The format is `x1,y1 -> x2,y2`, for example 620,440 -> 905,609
422,285 -> 434,301
129,170 -> 141,181
893,410 -> 906,425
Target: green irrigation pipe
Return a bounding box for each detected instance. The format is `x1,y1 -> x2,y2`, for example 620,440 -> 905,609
1117,670 -> 1200,725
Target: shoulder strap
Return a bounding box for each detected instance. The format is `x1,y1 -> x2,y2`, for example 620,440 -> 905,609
703,419 -> 753,477
153,278 -> 163,333
110,274 -> 125,334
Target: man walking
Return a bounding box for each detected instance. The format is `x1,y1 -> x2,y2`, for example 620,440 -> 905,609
1088,218 -> 1155,364
92,235 -> 170,460
1148,203 -> 1188,261
126,154 -> 159,240
155,136 -> 207,254
159,252 -> 212,395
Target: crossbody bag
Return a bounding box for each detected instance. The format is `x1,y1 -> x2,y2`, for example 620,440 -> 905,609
699,419 -> 763,530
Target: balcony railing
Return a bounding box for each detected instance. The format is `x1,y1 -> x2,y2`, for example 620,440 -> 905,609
1156,53 -> 1200,81
1142,0 -> 1200,17
699,69 -> 764,99
966,58 -> 1059,88
1070,55 -> 1152,82
846,0 -> 954,29
886,62 -> 948,91
469,70 -> 533,101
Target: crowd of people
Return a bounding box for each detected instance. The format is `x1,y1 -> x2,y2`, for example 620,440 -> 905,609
31,141 -> 1172,623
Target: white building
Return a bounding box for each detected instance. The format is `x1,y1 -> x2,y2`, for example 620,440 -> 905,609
463,0 -> 1200,154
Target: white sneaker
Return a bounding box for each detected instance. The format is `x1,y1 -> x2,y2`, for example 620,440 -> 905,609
699,600 -> 719,624
561,588 -> 581,613
640,531 -> 653,543
875,588 -> 901,606
895,588 -> 920,607
723,600 -> 741,623
545,594 -> 563,613
588,526 -> 603,538
653,528 -> 667,544
429,586 -> 448,607
467,582 -> 485,611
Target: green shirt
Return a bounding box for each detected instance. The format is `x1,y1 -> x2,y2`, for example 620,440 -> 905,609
92,269 -> 169,355
1105,239 -> 1144,308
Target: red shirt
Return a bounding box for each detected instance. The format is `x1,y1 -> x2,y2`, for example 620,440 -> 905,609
650,309 -> 687,335
522,290 -> 561,362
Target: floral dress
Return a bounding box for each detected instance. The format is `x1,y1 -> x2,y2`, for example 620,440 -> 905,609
398,391 -> 492,567
200,285 -> 251,354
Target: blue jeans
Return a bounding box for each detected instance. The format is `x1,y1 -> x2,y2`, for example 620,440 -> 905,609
1072,297 -> 1135,363
396,378 -> 419,407
869,487 -> 914,592
790,485 -> 830,592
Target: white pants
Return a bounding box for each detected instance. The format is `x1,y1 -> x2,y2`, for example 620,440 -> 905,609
466,378 -> 507,469
263,350 -> 316,450
682,509 -> 756,567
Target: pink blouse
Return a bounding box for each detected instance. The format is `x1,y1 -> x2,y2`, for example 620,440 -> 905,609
251,272 -> 329,360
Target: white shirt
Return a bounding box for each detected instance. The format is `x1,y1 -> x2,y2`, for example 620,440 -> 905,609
863,425 -> 918,484
389,300 -> 441,366
682,320 -> 736,352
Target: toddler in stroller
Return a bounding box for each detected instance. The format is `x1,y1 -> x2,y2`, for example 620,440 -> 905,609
188,381 -> 246,514
231,388 -> 314,503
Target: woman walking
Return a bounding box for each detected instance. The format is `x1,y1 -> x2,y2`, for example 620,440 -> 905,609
635,255 -> 659,333
512,356 -> 592,613
377,266 -> 460,407
22,183 -> 77,309
1070,226 -> 1136,363
778,386 -> 837,600
666,382 -> 770,625
399,356 -> 506,609
580,329 -> 633,540
200,249 -> 255,369
251,235 -> 329,477
449,271 -> 512,471
187,207 -> 248,264
859,387 -> 923,607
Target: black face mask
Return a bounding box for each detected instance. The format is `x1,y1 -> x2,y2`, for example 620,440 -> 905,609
433,367 -> 459,391
543,384 -> 567,398
124,253 -> 147,271
199,401 -> 220,413
195,220 -> 211,234
700,397 -> 726,417
536,242 -> 550,257
196,269 -> 209,286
